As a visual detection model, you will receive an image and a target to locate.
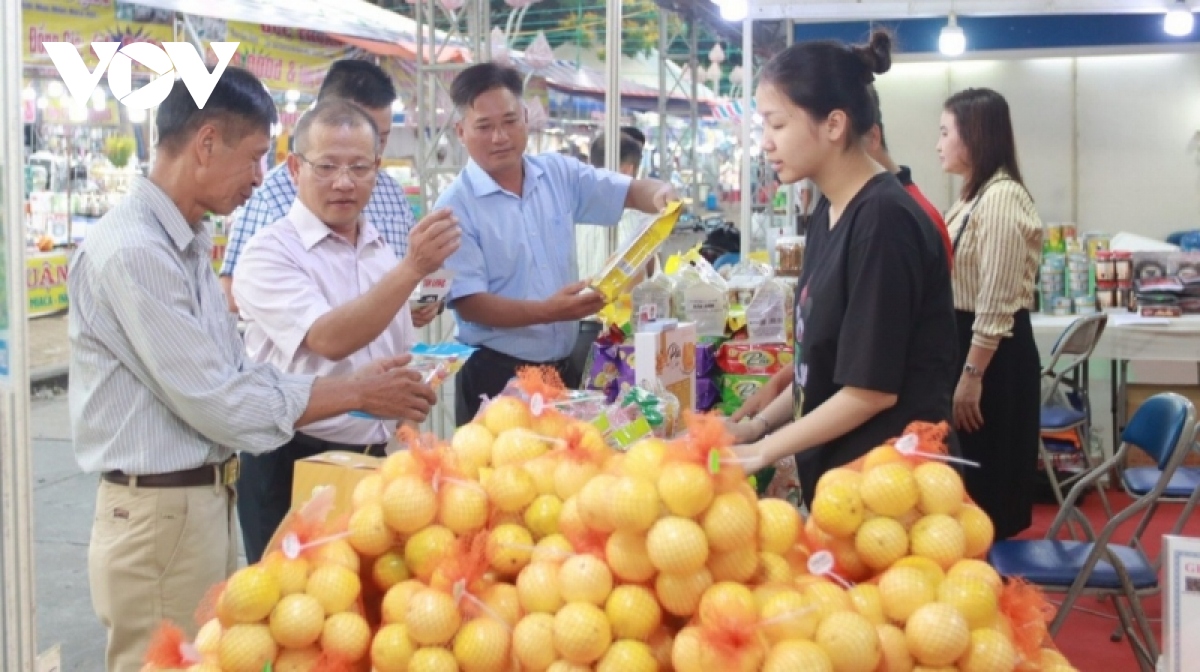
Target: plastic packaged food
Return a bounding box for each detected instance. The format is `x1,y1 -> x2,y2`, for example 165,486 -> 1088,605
775,235 -> 805,277
746,278 -> 789,343
590,201 -> 683,302
630,272 -> 673,331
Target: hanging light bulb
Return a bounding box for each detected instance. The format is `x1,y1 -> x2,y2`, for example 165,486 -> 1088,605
939,13 -> 967,57
719,0 -> 748,22
127,107 -> 147,123
47,80 -> 65,98
1165,0 -> 1195,36
91,89 -> 107,112
285,89 -> 300,103
285,102 -> 297,114
22,86 -> 36,101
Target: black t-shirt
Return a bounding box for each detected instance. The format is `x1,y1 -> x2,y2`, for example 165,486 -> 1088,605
792,172 -> 958,501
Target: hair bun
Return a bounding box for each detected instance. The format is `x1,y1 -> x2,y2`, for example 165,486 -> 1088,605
852,30 -> 893,80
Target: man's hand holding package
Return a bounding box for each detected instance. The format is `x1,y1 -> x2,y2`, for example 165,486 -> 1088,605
653,183 -> 680,211
353,355 -> 438,423
542,280 -> 608,323
411,302 -> 442,328
404,208 -> 460,278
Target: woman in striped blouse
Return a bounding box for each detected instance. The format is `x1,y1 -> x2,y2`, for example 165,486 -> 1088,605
938,87 -> 1044,539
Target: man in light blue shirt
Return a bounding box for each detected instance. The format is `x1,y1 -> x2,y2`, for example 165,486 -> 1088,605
438,63 -> 676,425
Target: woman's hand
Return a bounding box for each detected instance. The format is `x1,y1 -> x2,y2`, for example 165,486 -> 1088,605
953,374 -> 985,432
724,416 -> 766,445
730,439 -> 771,475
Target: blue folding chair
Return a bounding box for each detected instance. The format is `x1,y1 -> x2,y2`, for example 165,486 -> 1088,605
989,392 -> 1196,672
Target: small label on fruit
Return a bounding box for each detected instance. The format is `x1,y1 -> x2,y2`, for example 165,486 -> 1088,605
530,394 -> 545,417
894,434 -> 919,455
281,532 -> 301,560
808,550 -> 835,575
708,449 -> 721,474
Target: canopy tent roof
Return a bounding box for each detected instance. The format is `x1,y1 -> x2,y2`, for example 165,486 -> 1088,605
703,0 -> 1187,21
125,0 -> 471,62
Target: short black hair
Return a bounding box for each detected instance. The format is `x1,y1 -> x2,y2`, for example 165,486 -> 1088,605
590,133 -> 643,170
450,62 -> 523,109
620,126 -> 646,147
293,99 -> 379,157
156,66 -> 276,152
318,59 -> 397,109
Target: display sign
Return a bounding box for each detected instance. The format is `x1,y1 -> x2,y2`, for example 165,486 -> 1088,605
224,22 -> 352,95
26,251 -> 69,318
1163,535 -> 1200,672
22,0 -> 174,64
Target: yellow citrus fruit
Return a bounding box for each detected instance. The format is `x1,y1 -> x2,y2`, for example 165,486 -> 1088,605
438,480 -> 490,534
947,559 -> 1003,598
348,501 -> 396,557
262,552 -> 309,597
268,593 -> 324,649
937,576 -> 999,629
381,474 -> 438,535
878,566 -> 937,624
222,566 -> 281,624
405,588 -> 462,646
370,623 -> 417,672
812,482 -> 865,538
450,422 -> 495,477
910,514 -> 967,570
763,640 -> 834,672
606,529 -> 657,583
559,553 -> 614,605
524,454 -> 560,496
893,556 -> 947,588
755,552 -> 793,584
454,617 -> 512,672
854,516 -> 910,570
482,396 -> 533,435
491,427 -> 548,466
863,445 -> 912,472
321,612 -> 371,662
533,533 -> 576,563
698,582 -> 758,628
479,583 -> 523,628
554,602 -> 612,665
702,491 -> 758,553
610,476 -> 662,534
217,624 -> 277,672
557,495 -> 587,541
524,493 -> 564,540
905,602 -> 971,667
815,467 -> 863,495
513,612 -> 557,671
371,550 -> 410,592
816,611 -> 881,672
623,438 -> 668,482
194,618 -> 222,659
547,662 -> 593,672
657,462 -> 715,518
959,628 -> 1018,672
555,458 -> 602,500
606,585 -> 662,641
598,640 -> 658,672
273,646 -> 320,672
403,525 -> 454,582
760,590 -> 820,644
486,464 -> 538,513
671,626 -> 703,672
408,646 -> 460,672
804,581 -> 853,622
876,623 -> 915,672
310,538 -> 360,573
708,544 -> 760,583
655,568 -> 714,617
487,523 -> 535,577
351,473 -> 384,508
848,583 -> 886,626
913,463 -> 965,516
861,463 -> 920,517
757,498 -> 801,555
381,580 -> 424,624
646,516 -> 710,574
534,408 -> 573,440
957,504 -> 995,559
577,473 -> 619,533
647,627 -> 675,670
305,564 -> 360,615
516,561 -> 564,614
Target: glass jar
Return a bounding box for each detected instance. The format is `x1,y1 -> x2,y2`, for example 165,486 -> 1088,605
775,236 -> 805,277
1113,250 -> 1133,285
1094,250 -> 1115,283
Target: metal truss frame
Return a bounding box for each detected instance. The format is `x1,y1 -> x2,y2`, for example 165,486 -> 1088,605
656,9 -> 701,204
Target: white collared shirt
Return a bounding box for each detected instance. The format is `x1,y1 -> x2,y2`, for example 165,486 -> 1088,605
233,199 -> 416,444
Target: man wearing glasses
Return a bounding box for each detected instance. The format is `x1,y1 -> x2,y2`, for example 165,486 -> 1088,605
231,100 -> 459,562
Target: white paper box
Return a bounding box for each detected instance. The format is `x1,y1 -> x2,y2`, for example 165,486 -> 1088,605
1163,535 -> 1200,672
634,321 -> 697,413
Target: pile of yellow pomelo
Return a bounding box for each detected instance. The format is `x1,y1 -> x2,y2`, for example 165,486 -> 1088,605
144,387 -> 1079,672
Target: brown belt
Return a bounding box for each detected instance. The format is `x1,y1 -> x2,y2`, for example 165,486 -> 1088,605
101,456 -> 241,488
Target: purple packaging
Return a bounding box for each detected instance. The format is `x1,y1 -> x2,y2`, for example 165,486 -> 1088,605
695,343 -> 717,378
696,377 -> 720,411
585,343 -> 636,395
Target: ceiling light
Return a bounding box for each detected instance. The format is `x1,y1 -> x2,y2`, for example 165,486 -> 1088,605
719,0 -> 747,22
1165,0 -> 1195,36
939,13 -> 967,57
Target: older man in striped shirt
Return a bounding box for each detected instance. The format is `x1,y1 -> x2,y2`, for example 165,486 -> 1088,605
68,69 -> 439,672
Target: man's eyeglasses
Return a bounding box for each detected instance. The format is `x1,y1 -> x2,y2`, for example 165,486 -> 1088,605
297,155 -> 378,181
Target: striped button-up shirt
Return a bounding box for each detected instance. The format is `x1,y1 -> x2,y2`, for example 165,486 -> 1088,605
946,170 -> 1044,350
220,163 -> 416,276
69,177 -> 315,475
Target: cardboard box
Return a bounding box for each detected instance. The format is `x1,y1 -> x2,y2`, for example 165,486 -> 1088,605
1162,535 -> 1200,672
634,321 -> 697,412
292,451 -> 383,523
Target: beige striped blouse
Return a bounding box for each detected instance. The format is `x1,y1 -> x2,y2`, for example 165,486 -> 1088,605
946,170 -> 1043,351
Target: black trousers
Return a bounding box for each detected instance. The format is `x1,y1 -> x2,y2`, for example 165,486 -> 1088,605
454,346 -> 567,427
236,432 -> 386,564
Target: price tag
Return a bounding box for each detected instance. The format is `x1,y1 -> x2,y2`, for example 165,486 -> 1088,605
530,393 -> 545,417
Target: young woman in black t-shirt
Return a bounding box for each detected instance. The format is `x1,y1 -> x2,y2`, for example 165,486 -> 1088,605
728,31 -> 960,507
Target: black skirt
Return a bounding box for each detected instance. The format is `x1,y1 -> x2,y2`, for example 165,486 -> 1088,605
954,308 -> 1042,540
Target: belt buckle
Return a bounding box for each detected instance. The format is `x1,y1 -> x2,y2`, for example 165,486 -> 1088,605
221,456 -> 241,486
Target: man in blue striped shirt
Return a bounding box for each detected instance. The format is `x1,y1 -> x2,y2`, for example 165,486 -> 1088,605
219,59 -> 440,328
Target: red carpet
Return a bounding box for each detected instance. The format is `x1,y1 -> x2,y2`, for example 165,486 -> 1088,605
1017,489 -> 1200,672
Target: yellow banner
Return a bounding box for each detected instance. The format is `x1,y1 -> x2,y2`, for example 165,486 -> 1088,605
27,251 -> 69,317
22,0 -> 175,64
226,22 -> 353,94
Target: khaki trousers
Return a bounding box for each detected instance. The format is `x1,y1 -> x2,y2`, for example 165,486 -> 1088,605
88,479 -> 237,672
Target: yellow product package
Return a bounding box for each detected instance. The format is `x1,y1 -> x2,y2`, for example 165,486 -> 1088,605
591,201 -> 684,302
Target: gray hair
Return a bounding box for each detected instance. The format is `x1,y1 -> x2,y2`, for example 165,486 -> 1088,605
292,99 -> 380,157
